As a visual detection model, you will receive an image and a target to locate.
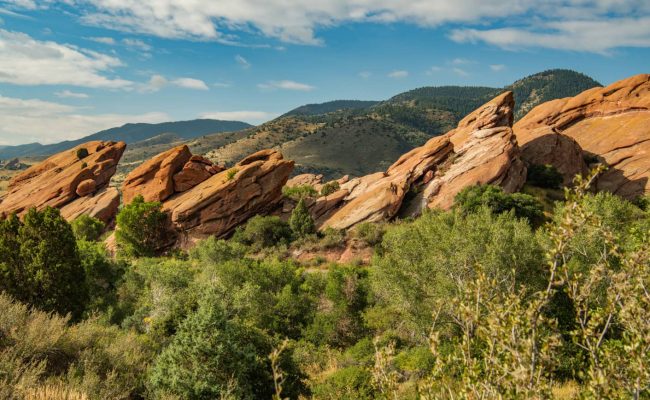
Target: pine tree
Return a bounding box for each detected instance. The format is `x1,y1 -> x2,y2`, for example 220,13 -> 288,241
289,199 -> 315,237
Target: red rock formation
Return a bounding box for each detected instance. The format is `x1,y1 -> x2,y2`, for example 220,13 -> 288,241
60,187 -> 120,224
121,145 -> 192,204
320,91 -> 526,230
173,155 -> 225,192
164,149 -> 294,239
0,141 -> 125,220
514,74 -> 650,198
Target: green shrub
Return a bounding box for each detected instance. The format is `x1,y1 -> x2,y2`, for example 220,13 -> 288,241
76,147 -> 89,160
369,208 -> 544,343
71,214 -> 105,242
283,184 -> 318,201
226,168 -> 239,181
77,240 -> 122,313
320,181 -> 340,196
527,164 -> 563,189
394,346 -> 435,375
190,236 -> 248,264
454,184 -> 545,226
233,215 -> 293,251
148,297 -> 292,400
290,199 -> 315,238
115,195 -> 168,257
352,222 -> 385,246
305,265 -> 369,348
0,207 -> 88,320
311,366 -> 375,400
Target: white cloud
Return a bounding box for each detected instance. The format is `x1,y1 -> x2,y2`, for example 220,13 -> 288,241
258,80 -> 314,91
6,1 -> 650,51
0,29 -> 132,88
449,17 -> 650,53
0,94 -> 168,145
213,81 -> 232,88
358,71 -> 371,79
172,77 -> 209,90
450,58 -> 472,65
141,75 -> 209,91
122,37 -> 151,51
235,54 -> 251,69
200,110 -> 275,124
388,70 -> 409,79
452,67 -> 469,77
425,66 -> 443,75
490,64 -> 505,71
88,36 -> 115,45
54,90 -> 89,98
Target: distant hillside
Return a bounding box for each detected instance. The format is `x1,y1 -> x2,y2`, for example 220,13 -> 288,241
189,69 -> 601,179
0,119 -> 252,160
507,69 -> 602,119
282,100 -> 380,117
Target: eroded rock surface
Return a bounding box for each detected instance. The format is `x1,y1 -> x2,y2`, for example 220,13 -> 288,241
514,74 -> 650,198
320,91 -> 526,230
0,141 -> 125,221
164,149 -> 294,239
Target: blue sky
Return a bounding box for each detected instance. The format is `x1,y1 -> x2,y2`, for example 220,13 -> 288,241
0,0 -> 649,145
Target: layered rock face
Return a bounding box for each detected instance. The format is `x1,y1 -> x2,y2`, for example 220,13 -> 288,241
0,141 -> 125,223
514,74 -> 650,198
320,91 -> 526,230
164,149 -> 294,240
121,146 -> 226,204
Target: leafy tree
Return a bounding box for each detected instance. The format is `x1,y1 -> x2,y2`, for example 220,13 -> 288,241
527,164 -> 563,189
290,199 -> 315,238
71,214 -> 105,241
369,208 -> 545,344
0,208 -> 88,319
148,297 -> 288,400
305,265 -> 369,348
77,239 -> 122,313
233,215 -> 293,251
454,184 -> 545,226
115,195 -> 168,257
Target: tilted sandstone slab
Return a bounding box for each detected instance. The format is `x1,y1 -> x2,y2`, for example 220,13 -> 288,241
320,91 -> 526,230
60,187 -> 120,224
122,145 -> 192,204
514,74 -> 650,198
173,155 -> 225,193
0,141 -> 125,219
163,149 -> 294,238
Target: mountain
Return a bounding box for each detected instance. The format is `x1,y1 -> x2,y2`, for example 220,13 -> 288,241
0,119 -> 252,160
184,69 -> 602,179
282,100 -> 380,117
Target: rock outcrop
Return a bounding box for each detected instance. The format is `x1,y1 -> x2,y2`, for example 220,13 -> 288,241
514,74 -> 650,198
121,145 -> 192,204
0,141 -> 125,222
164,149 -> 294,240
173,155 -> 225,192
320,91 -> 526,230
60,187 -> 121,224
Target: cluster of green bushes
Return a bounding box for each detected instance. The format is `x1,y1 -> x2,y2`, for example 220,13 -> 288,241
0,172 -> 648,398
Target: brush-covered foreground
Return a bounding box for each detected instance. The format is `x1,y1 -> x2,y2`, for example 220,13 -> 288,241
0,169 -> 648,399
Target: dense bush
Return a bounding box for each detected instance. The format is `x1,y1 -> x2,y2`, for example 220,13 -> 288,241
115,195 -> 169,257
71,214 -> 105,241
0,208 -> 88,319
369,207 -> 545,343
454,184 -> 545,226
290,199 -> 315,238
76,147 -> 89,159
283,184 -> 318,200
527,163 -> 564,189
233,215 -> 293,251
320,181 -> 340,196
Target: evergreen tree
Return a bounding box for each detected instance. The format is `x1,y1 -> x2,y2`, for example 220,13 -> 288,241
0,207 -> 87,319
289,199 -> 315,237
115,195 -> 168,257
